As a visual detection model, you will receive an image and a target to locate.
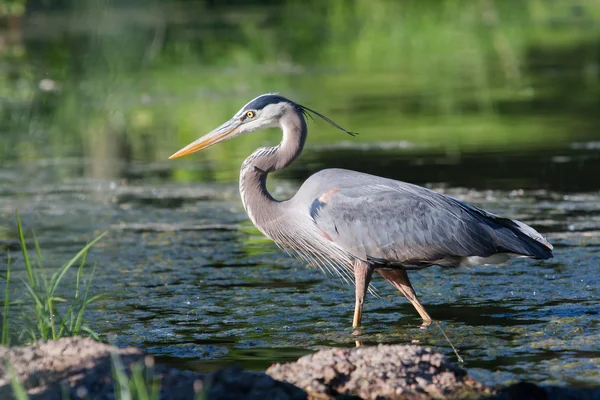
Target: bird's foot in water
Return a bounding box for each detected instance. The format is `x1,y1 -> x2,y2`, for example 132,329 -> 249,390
420,319 -> 433,330
352,325 -> 368,347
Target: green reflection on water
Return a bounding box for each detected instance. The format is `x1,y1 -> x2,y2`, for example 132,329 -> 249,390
1,0 -> 600,183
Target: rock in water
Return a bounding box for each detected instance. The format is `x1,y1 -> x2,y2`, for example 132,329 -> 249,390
3,338 -> 596,399
0,337 -> 306,400
266,344 -> 490,400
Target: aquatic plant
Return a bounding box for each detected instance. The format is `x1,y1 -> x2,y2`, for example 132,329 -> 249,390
0,215 -> 106,344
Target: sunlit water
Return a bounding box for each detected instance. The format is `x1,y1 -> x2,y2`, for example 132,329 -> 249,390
1,0 -> 600,391
1,145 -> 599,389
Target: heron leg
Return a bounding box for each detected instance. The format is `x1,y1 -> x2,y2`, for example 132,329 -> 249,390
376,269 -> 432,324
352,260 -> 374,329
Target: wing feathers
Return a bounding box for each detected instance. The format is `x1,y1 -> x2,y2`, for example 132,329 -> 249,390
311,182 -> 553,266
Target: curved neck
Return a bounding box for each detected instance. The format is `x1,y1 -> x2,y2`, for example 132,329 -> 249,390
239,107 -> 307,233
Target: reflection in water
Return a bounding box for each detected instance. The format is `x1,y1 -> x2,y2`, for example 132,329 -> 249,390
1,0 -> 600,390
87,114 -> 131,181
2,1 -> 600,171
298,146 -> 600,192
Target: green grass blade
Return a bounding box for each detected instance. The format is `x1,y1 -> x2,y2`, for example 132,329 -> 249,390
69,252 -> 88,333
84,294 -> 105,305
49,297 -> 57,340
131,365 -> 149,400
50,232 -> 107,295
75,249 -> 88,300
55,304 -> 75,339
74,264 -> 98,334
34,307 -> 51,341
151,376 -> 161,400
2,254 -> 11,346
56,312 -> 69,338
80,325 -> 101,341
19,279 -> 43,309
19,327 -> 36,343
65,296 -> 79,335
35,232 -> 52,296
7,361 -> 29,400
33,232 -> 43,270
47,273 -> 64,299
16,213 -> 35,287
111,352 -> 132,400
49,263 -> 71,299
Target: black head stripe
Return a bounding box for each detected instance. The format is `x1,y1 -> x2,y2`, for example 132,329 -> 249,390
242,94 -> 290,111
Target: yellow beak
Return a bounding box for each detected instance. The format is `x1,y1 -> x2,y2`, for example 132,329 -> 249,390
169,118 -> 241,159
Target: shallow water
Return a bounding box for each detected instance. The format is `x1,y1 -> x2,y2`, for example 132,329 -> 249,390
1,0 -> 600,391
2,144 -> 599,388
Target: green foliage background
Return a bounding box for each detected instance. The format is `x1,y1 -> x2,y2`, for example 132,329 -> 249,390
1,0 -> 600,182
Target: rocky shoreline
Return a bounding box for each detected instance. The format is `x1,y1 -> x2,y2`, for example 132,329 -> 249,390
0,337 -> 597,399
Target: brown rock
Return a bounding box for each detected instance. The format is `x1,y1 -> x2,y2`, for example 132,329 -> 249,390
0,337 -> 147,399
266,344 -> 491,400
0,337 -> 306,400
2,338 -> 597,400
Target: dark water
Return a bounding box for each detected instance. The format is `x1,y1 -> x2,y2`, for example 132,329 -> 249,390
2,144 -> 600,388
1,0 -> 600,390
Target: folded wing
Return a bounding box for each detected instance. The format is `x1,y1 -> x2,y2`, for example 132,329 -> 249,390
310,182 -> 553,267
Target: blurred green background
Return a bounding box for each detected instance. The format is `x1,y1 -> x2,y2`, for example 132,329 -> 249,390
1,0 -> 600,183
1,2 -> 600,385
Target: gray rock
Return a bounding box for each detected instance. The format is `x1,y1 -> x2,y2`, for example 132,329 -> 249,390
266,344 -> 490,400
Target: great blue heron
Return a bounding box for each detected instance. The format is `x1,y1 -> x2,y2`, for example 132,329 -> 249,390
169,93 -> 553,328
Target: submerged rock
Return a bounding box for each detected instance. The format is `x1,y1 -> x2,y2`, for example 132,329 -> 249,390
266,344 -> 490,400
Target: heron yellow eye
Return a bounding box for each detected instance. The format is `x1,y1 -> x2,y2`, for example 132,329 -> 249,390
245,111 -> 255,119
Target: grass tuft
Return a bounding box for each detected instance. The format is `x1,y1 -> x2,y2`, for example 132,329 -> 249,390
112,353 -> 161,400
1,214 -> 106,344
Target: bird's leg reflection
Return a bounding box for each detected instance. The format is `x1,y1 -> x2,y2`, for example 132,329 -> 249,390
376,268 -> 433,324
352,326 -> 364,347
352,260 -> 374,329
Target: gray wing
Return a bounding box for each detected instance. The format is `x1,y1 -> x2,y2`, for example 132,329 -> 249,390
306,174 -> 552,267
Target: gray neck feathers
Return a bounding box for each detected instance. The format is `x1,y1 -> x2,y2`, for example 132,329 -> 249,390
239,106 -> 307,234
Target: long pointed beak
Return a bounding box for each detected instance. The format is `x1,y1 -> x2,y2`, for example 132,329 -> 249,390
169,118 -> 241,159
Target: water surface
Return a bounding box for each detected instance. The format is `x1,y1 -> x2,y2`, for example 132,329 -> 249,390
1,0 -> 600,390
2,144 -> 599,388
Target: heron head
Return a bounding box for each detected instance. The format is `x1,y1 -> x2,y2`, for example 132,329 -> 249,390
169,94 -> 297,159
169,93 -> 357,159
